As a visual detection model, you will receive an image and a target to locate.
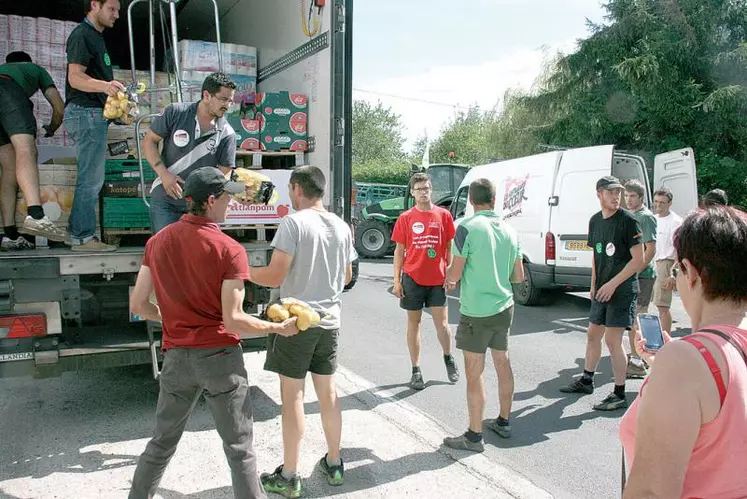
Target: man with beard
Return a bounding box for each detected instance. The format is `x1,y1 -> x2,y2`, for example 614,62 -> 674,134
141,72 -> 238,233
65,0 -> 126,251
560,176 -> 644,411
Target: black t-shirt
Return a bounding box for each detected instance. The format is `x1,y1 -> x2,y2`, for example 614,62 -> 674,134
65,20 -> 113,108
588,209 -> 642,295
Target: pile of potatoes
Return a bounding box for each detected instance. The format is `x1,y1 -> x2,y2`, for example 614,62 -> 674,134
266,298 -> 321,331
231,168 -> 275,204
104,91 -> 138,124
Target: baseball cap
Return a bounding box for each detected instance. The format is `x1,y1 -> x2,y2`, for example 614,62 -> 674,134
184,167 -> 245,203
596,175 -> 624,191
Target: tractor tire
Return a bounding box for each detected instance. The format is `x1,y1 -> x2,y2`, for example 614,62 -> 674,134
355,219 -> 392,259
512,261 -> 543,306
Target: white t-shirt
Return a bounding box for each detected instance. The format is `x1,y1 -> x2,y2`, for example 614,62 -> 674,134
655,211 -> 683,261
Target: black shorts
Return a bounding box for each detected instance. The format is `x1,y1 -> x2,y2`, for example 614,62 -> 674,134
0,77 -> 37,147
589,291 -> 637,328
400,273 -> 447,311
637,277 -> 655,308
264,327 -> 338,379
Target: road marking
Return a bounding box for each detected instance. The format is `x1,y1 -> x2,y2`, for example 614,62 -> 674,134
551,319 -> 588,332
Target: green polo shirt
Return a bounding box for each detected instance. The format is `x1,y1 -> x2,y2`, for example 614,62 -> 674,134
452,210 -> 521,318
631,206 -> 657,279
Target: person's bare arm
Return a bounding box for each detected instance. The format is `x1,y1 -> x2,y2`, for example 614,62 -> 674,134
596,243 -> 644,302
447,255 -> 466,284
41,87 -> 65,135
510,258 -> 525,284
623,342 -> 702,498
129,266 -> 162,323
590,252 -> 597,299
67,63 -> 124,96
392,243 -> 406,298
222,279 -> 297,337
642,241 -> 656,271
345,264 -> 353,285
249,249 -> 292,289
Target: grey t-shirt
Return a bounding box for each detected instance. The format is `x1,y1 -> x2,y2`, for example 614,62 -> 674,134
272,209 -> 358,329
149,102 -> 237,205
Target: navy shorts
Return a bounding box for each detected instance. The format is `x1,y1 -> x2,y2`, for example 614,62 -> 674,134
400,273 -> 447,311
589,291 -> 637,328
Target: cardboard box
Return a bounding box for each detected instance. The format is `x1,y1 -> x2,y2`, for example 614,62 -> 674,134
260,122 -> 307,152
222,169 -> 294,225
13,158 -> 99,230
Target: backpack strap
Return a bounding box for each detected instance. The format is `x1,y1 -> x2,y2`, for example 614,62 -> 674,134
680,335 -> 727,406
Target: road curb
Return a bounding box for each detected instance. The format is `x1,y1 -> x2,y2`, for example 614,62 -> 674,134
335,365 -> 555,499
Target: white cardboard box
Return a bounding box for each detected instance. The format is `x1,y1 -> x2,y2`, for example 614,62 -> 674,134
222,169 -> 294,226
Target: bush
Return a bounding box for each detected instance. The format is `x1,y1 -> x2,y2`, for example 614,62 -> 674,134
352,161 -> 410,185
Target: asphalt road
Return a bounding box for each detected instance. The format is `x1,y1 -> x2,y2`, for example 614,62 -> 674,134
338,260 -> 691,499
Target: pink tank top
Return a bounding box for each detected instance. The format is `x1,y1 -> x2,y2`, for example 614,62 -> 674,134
619,325 -> 747,498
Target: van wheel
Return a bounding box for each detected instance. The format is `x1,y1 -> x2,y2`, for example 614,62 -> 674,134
355,220 -> 391,258
513,263 -> 542,306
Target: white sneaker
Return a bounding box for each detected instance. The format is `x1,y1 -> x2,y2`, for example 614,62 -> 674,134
1,236 -> 35,251
20,216 -> 70,243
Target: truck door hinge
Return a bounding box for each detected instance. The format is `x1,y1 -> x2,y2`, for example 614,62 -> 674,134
335,3 -> 346,33
548,196 -> 559,206
334,118 -> 344,147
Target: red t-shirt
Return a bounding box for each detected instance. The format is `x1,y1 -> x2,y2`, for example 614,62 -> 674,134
141,214 -> 251,350
391,206 -> 455,286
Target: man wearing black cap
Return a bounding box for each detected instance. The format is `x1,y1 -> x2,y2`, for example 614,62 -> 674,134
128,166 -> 298,499
559,175 -> 644,411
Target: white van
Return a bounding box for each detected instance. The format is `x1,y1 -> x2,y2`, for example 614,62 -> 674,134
449,145 -> 697,305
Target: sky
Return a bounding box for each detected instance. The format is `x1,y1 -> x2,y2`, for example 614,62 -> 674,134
352,0 -> 609,150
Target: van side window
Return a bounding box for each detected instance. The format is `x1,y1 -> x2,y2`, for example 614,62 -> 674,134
453,187 -> 469,219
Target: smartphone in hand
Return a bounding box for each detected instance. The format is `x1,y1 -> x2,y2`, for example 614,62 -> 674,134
638,314 -> 665,352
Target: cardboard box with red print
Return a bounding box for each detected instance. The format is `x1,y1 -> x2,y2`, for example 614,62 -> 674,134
222,169 -> 294,225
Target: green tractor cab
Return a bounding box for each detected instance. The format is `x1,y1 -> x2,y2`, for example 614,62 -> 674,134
354,163 -> 469,258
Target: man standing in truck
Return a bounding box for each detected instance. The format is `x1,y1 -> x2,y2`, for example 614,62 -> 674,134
64,0 -> 125,252
250,166 -> 356,498
128,167 -> 298,499
560,175 -> 643,411
141,72 -> 238,233
623,180 -> 657,379
0,51 -> 69,249
392,172 -> 460,390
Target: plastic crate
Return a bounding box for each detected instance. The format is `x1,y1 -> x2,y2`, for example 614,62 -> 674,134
105,159 -> 158,182
102,197 -> 151,228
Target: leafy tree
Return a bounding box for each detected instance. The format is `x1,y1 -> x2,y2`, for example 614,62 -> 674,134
430,106 -> 497,166
351,100 -> 406,165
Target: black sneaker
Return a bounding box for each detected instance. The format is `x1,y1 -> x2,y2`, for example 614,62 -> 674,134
261,465 -> 302,498
485,418 -> 511,438
318,454 -> 344,486
593,393 -> 628,411
443,432 -> 485,453
445,355 -> 460,383
559,378 -> 594,394
409,371 -> 426,390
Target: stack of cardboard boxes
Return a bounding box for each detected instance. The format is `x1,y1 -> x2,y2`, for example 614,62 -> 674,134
228,91 -> 308,152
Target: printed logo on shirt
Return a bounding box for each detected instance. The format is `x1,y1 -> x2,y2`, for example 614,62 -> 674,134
173,130 -> 190,147
595,242 -> 602,254
104,53 -> 111,66
427,248 -> 437,259
606,242 -> 616,256
412,222 -> 425,234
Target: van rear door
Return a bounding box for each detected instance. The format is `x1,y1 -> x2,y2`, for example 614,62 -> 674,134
550,145 -> 615,287
653,148 -> 698,216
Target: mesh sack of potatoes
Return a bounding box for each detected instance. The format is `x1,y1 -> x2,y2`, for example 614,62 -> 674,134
231,168 -> 275,205
264,298 -> 323,331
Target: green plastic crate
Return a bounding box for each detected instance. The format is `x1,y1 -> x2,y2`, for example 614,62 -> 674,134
102,197 -> 151,228
105,159 -> 158,182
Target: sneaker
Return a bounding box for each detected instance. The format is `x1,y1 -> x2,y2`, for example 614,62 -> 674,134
318,454 -> 344,486
443,432 -> 485,453
409,370 -> 425,390
20,216 -> 69,243
71,237 -> 117,252
1,236 -> 34,251
593,393 -> 629,411
626,359 -> 648,379
445,355 -> 460,383
559,378 -> 594,394
485,418 -> 511,438
260,465 -> 302,498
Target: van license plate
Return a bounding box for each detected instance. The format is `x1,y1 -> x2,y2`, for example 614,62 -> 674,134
565,240 -> 591,251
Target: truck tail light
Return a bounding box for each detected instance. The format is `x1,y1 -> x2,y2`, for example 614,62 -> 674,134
545,232 -> 556,265
0,314 -> 47,339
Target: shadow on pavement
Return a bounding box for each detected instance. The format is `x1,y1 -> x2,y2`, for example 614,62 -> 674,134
484,358 -> 634,449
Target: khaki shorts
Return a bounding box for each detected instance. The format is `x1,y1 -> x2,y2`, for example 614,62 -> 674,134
456,306 -> 514,353
654,259 -> 675,308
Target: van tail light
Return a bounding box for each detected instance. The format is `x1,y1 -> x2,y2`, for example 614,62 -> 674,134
0,314 -> 47,339
545,232 -> 556,265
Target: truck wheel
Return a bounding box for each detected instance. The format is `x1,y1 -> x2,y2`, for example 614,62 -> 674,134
512,262 -> 542,306
355,220 -> 391,258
